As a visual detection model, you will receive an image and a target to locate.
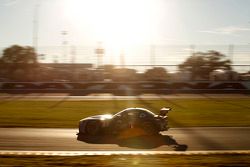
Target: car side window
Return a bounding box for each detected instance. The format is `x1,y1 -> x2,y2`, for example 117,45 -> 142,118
128,112 -> 134,116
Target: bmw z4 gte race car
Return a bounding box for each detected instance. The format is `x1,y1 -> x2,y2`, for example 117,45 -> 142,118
78,107 -> 171,136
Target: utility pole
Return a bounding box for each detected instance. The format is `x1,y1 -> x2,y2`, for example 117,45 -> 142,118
95,42 -> 104,68
61,31 -> 68,63
32,0 -> 40,51
70,46 -> 77,81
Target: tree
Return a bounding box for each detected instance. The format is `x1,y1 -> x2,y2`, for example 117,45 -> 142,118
144,67 -> 168,81
0,45 -> 38,81
111,68 -> 137,81
178,50 -> 232,80
1,45 -> 37,64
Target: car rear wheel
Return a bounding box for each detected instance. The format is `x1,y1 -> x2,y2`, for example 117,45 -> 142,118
85,121 -> 100,135
141,121 -> 158,135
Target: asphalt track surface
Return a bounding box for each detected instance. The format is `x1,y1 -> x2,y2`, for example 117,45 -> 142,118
0,127 -> 250,152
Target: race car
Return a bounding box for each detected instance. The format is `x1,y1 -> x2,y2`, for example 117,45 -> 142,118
78,107 -> 171,136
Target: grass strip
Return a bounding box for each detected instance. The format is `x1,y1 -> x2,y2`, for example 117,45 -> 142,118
0,154 -> 250,167
0,98 -> 250,128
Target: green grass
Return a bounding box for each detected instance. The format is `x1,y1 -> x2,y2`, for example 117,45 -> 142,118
0,98 -> 250,128
0,154 -> 249,167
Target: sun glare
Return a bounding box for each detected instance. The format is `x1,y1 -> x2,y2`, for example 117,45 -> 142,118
63,0 -> 162,48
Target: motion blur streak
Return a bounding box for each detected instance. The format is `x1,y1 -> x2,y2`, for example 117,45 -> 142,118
0,150 -> 250,156
0,94 -> 249,101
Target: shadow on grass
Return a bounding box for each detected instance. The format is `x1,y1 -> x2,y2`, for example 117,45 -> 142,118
77,133 -> 188,151
157,94 -> 186,109
201,94 -> 250,109
112,95 -> 119,110
48,96 -> 69,108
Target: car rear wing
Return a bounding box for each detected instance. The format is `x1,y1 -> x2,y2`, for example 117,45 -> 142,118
159,107 -> 171,116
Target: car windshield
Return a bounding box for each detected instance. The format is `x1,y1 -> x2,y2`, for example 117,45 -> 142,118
113,108 -> 156,118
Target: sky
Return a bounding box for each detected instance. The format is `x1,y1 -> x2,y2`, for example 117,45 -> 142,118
0,0 -> 250,65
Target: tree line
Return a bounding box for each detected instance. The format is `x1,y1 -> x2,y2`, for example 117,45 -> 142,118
0,45 -> 233,81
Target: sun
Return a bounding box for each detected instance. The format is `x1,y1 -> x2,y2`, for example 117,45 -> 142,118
63,0 -> 161,48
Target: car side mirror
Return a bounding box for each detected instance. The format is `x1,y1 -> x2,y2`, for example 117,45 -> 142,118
159,107 -> 171,116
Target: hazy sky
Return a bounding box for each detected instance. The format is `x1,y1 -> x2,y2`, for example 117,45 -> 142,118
0,0 -> 250,48
0,0 -> 250,66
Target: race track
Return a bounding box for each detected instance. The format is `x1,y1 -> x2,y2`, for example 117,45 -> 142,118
0,127 -> 249,151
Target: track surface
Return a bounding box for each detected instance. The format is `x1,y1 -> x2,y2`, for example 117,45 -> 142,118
0,127 -> 249,151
